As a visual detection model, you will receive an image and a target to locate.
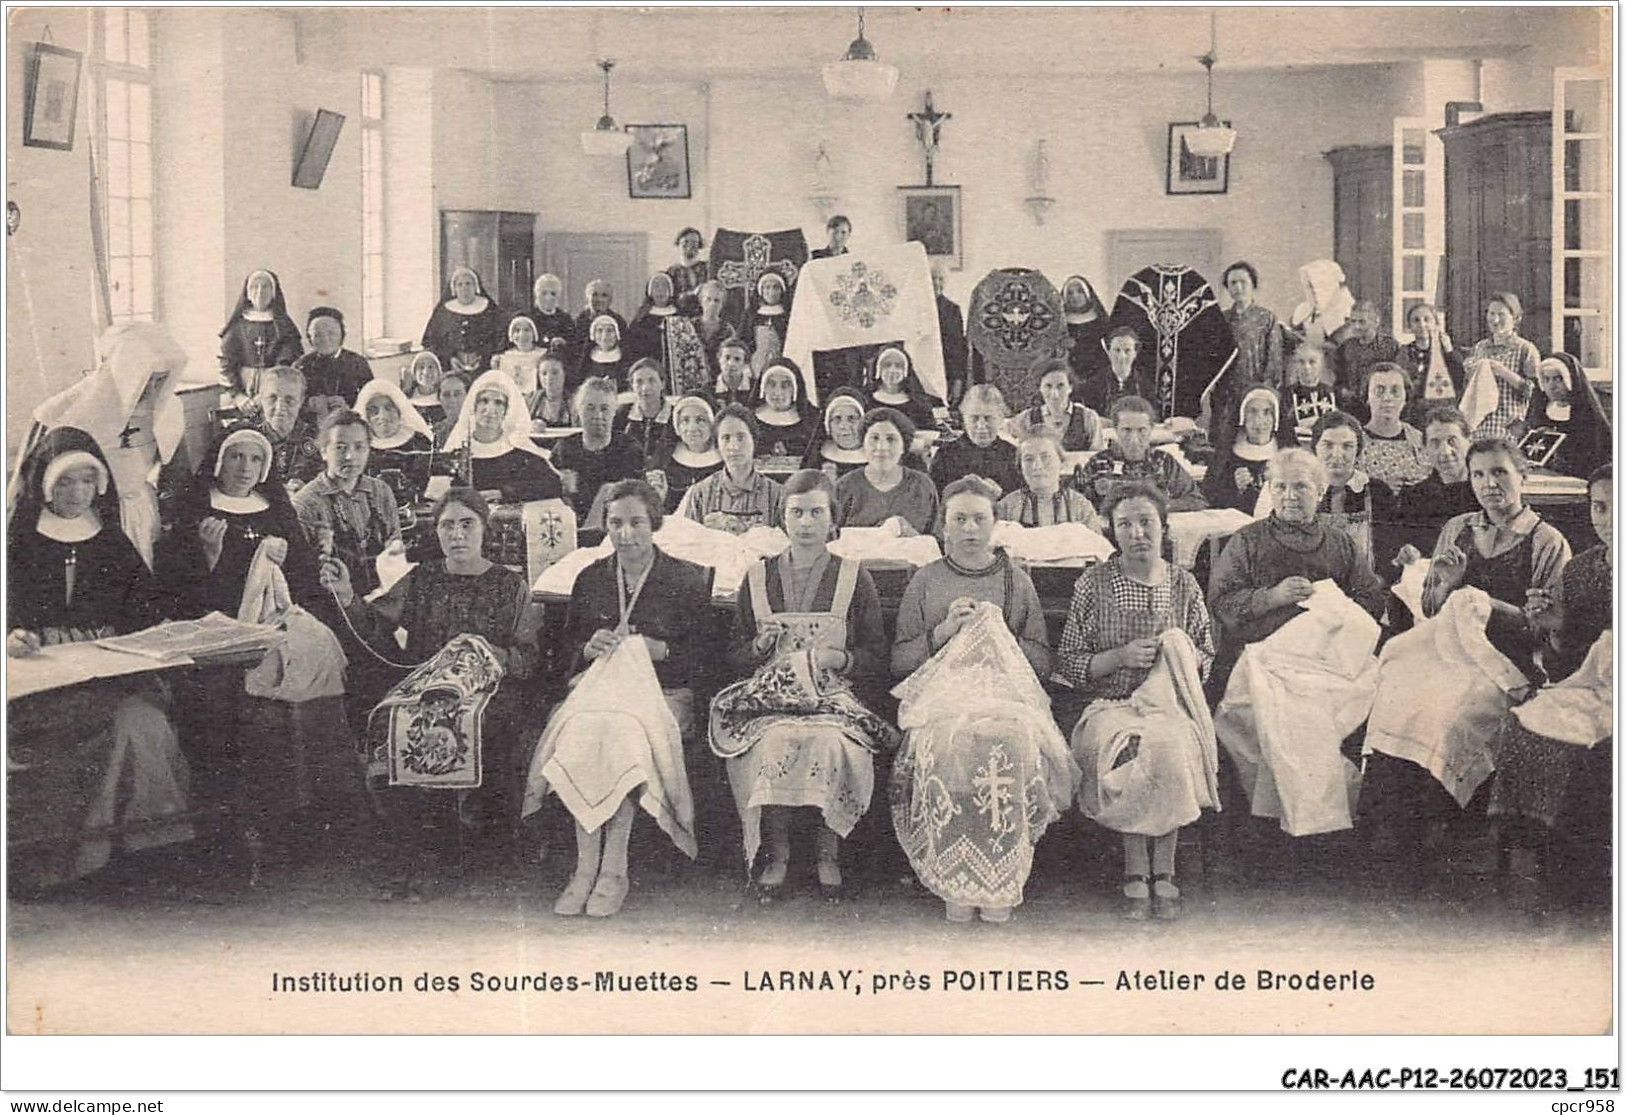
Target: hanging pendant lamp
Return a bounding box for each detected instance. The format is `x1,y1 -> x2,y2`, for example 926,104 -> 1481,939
821,8 -> 899,102
1185,13 -> 1237,158
581,58 -> 633,156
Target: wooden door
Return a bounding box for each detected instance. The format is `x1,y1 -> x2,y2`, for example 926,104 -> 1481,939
496,212 -> 536,312
540,232 -> 649,325
1327,144 -> 1393,322
1102,228 -> 1225,303
1439,112 -> 1552,351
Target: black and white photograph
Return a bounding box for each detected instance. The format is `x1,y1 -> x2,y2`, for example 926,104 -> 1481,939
898,184 -> 962,268
1,2 -> 1617,1104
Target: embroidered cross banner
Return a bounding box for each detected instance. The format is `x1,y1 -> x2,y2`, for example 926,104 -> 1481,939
783,241 -> 946,405
1107,264 -> 1238,421
710,229 -> 808,328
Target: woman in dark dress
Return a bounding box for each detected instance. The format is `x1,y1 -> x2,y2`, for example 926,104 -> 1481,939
648,393 -> 723,513
799,389 -> 871,479
614,357 -> 675,465
322,488 -> 540,901
527,479 -> 715,917
862,345 -> 940,433
421,267 -> 508,377
355,378 -> 436,506
439,370 -> 565,503
1061,274 -> 1111,382
1361,438 -> 1575,868
753,360 -> 815,463
1489,464 -> 1612,907
218,269 -> 303,417
576,313 -> 633,392
1201,386 -> 1295,513
159,426 -> 322,618
293,306 -> 373,418
1398,303 -> 1464,424
156,424 -> 346,881
1526,353 -> 1612,480
7,428 -> 191,888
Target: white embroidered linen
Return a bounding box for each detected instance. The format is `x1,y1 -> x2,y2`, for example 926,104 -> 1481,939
1364,587 -> 1528,806
990,521 -> 1115,565
889,603 -> 1079,908
1510,630 -> 1613,747
1167,508 -> 1254,570
784,242 -> 946,404
1072,628 -> 1220,836
237,539 -> 347,702
828,527 -> 942,566
523,635 -> 697,858
1214,580 -> 1380,835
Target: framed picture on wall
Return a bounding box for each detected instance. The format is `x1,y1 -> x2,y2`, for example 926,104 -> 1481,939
897,184 -> 962,270
23,41 -> 83,151
1166,122 -> 1231,195
625,124 -> 692,199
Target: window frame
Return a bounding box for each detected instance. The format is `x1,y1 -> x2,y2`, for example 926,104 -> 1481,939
89,8 -> 157,325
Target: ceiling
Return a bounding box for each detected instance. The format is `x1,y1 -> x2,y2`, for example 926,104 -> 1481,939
296,6 -> 1604,83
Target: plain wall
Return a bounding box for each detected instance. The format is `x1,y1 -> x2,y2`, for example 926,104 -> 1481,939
7,9 -> 96,446
477,64 -> 1420,318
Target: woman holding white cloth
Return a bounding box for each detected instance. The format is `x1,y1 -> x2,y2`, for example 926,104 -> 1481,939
524,479 -> 713,918
1058,481 -> 1218,920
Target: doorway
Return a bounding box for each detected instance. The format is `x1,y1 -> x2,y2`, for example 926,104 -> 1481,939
1103,228 -> 1226,300
539,232 -> 650,323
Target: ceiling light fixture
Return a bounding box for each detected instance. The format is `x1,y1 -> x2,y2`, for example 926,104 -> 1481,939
581,58 -> 633,157
821,7 -> 899,102
1186,13 -> 1237,158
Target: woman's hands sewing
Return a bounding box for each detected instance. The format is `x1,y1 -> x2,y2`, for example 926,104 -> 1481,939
1524,586 -> 1565,636
584,628 -> 668,662
933,596 -> 980,646
318,555 -> 355,607
1429,543 -> 1469,594
1265,575 -> 1316,610
1105,637 -> 1160,673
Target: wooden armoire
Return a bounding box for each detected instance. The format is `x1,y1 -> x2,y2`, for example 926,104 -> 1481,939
1436,112 -> 1553,350
1325,144 -> 1393,323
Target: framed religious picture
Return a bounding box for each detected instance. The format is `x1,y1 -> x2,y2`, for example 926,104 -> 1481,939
22,41 -> 83,151
897,184 -> 963,270
1518,426 -> 1567,469
1166,121 -> 1232,195
625,124 -> 692,200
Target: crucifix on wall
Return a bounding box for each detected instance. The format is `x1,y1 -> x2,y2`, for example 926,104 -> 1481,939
908,90 -> 951,186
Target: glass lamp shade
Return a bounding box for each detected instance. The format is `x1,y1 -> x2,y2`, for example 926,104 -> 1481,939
822,58 -> 899,102
1184,121 -> 1236,157
581,119 -> 633,157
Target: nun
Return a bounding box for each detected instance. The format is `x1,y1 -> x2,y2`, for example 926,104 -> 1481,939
1525,352 -> 1612,479
218,268 -> 303,414
439,370 -> 565,503
355,378 -> 437,504
421,266 -> 508,376
24,321 -> 187,568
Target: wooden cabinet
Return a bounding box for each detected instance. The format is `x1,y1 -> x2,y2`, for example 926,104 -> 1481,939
440,210 -> 537,312
1437,112 -> 1552,351
1325,144 -> 1393,324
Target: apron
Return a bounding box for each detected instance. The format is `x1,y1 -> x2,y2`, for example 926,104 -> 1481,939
747,553 -> 860,657
1461,526 -> 1539,681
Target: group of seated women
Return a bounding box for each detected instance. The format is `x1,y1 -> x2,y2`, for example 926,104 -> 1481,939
8,265 -> 1609,923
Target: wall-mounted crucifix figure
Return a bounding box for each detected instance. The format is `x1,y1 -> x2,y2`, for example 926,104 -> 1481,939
908,91 -> 951,186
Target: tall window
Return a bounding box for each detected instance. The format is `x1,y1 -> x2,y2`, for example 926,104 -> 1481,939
93,9 -> 155,323
1552,68 -> 1611,381
361,71 -> 385,343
